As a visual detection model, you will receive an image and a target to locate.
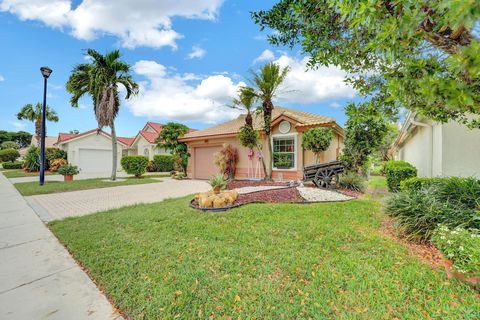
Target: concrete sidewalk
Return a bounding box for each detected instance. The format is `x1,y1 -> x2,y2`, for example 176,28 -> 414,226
0,173 -> 122,319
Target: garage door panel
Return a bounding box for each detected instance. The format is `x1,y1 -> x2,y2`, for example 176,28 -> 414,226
78,149 -> 112,173
194,146 -> 222,180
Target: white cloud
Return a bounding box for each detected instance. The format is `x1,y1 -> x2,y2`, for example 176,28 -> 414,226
9,121 -> 26,130
272,54 -> 357,104
329,102 -> 342,109
126,60 -> 246,123
187,46 -> 206,59
253,49 -> 275,64
0,74 -> 4,81
0,0 -> 224,49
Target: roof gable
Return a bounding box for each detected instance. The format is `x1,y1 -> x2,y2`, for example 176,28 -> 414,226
56,129 -> 129,146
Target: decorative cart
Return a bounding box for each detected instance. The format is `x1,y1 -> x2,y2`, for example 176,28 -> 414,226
303,160 -> 345,189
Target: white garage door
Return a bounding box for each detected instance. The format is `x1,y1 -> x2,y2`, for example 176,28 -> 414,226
78,149 -> 112,173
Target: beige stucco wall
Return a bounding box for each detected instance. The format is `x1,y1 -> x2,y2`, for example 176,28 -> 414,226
186,120 -> 343,181
132,135 -> 168,160
58,133 -> 125,169
397,118 -> 480,178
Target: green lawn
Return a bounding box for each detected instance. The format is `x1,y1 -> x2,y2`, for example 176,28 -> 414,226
50,197 -> 479,319
1,169 -> 57,178
15,174 -> 169,196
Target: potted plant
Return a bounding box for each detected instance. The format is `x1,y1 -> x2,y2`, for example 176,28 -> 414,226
274,154 -> 291,169
58,164 -> 80,181
209,174 -> 227,194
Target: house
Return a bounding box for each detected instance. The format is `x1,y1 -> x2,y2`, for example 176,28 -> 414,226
19,136 -> 57,156
179,106 -> 344,180
56,122 -> 195,173
394,112 -> 480,178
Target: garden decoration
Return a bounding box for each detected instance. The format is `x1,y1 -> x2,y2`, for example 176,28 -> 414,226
254,143 -> 264,180
247,149 -> 255,179
303,160 -> 345,189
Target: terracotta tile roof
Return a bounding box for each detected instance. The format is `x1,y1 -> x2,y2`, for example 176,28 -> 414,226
181,106 -> 336,140
146,122 -> 162,133
56,129 -> 131,146
117,137 -> 135,146
139,130 -> 159,144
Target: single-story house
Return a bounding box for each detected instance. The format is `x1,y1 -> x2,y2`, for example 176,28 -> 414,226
394,111 -> 480,178
55,122 -> 195,173
19,136 -> 57,156
179,106 -> 344,180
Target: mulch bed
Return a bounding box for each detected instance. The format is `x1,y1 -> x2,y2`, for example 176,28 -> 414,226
236,187 -> 304,204
226,180 -> 288,190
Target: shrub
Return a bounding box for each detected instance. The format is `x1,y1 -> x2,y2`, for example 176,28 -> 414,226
153,154 -> 174,172
2,161 -> 23,169
1,141 -> 19,149
209,174 -> 227,190
432,225 -> 480,277
146,160 -> 156,172
45,148 -> 67,167
400,177 -> 444,192
302,127 -> 333,163
0,148 -> 20,162
58,164 -> 80,176
385,185 -> 480,241
238,125 -> 259,150
385,160 -> 417,192
23,146 -> 40,172
49,158 -> 68,172
121,155 -> 149,177
339,172 -> 367,192
214,143 -> 238,180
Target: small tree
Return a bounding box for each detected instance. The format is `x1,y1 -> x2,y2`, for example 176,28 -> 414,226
341,102 -> 389,173
1,141 -> 19,150
0,149 -> 20,162
156,122 -> 190,174
214,143 -> 238,180
301,127 -> 333,164
376,123 -> 399,161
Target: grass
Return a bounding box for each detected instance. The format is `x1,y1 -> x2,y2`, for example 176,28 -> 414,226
49,196 -> 480,319
1,169 -> 57,178
368,175 -> 387,190
14,174 -> 169,196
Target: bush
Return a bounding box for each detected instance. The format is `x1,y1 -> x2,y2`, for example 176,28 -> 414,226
146,160 -> 156,172
339,172 -> 367,192
58,164 -> 80,176
153,154 -> 174,172
121,155 -> 149,177
209,174 -> 227,190
1,141 -> 19,149
400,177 -> 444,192
432,225 -> 480,277
49,158 -> 68,172
214,144 -> 238,180
2,161 -> 23,169
385,178 -> 480,241
45,148 -> 67,168
385,160 -> 417,192
0,148 -> 20,162
23,146 -> 40,172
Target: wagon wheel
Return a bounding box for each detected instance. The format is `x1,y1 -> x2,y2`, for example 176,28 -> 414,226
314,169 -> 339,189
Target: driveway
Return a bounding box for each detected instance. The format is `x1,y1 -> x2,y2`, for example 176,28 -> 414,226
28,178 -> 211,221
9,171 -> 166,184
0,173 -> 121,319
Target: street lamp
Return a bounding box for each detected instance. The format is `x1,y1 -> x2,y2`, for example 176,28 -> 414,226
39,66 -> 52,186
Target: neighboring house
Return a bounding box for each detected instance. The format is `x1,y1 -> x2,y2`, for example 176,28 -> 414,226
19,136 -> 57,156
55,122 -> 196,173
394,112 -> 480,178
179,106 -> 344,180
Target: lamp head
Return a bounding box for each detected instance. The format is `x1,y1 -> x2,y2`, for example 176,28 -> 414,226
40,66 -> 52,79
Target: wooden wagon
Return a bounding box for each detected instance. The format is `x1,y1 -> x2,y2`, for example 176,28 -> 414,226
303,160 -> 345,189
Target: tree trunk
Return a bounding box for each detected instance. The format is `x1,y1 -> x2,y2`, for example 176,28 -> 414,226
262,99 -> 274,180
266,134 -> 273,180
110,123 -> 117,181
35,118 -> 42,145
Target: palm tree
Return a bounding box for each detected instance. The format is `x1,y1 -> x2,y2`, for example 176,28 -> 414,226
233,86 -> 257,128
250,63 -> 289,180
66,49 -> 138,180
16,103 -> 59,144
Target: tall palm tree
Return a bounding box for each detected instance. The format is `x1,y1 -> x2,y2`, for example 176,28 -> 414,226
66,49 -> 138,180
250,62 -> 289,180
16,103 -> 59,144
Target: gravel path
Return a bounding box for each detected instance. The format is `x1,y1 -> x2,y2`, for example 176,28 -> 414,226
235,185 -> 288,195
297,187 -> 353,202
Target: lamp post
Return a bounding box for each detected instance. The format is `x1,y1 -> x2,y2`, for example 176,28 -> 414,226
39,66 -> 52,186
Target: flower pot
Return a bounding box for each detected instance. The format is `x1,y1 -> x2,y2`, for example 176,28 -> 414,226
64,175 -> 73,181
213,186 -> 221,194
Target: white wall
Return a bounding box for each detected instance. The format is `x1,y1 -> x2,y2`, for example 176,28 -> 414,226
397,124 -> 433,177
441,120 -> 480,178
59,133 -> 124,170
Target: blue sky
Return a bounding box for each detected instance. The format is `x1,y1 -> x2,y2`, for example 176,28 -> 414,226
0,0 -> 359,138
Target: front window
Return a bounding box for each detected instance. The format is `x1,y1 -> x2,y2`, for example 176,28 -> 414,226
273,136 -> 295,169
143,148 -> 150,157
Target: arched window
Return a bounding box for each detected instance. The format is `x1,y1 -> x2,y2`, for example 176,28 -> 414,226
143,148 -> 149,157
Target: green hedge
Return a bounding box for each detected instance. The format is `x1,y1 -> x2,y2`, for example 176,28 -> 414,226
153,154 -> 174,172
400,177 -> 444,192
2,161 -> 23,169
385,160 -> 417,192
0,148 -> 20,162
45,148 -> 67,165
121,155 -> 149,177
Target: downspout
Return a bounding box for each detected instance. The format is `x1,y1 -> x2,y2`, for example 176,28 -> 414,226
410,119 -> 433,177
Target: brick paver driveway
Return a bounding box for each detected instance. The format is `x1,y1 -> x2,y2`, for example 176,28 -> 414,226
28,178 -> 210,221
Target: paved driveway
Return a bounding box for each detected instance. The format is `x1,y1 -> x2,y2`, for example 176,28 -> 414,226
9,171 -> 166,184
28,178 -> 210,221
